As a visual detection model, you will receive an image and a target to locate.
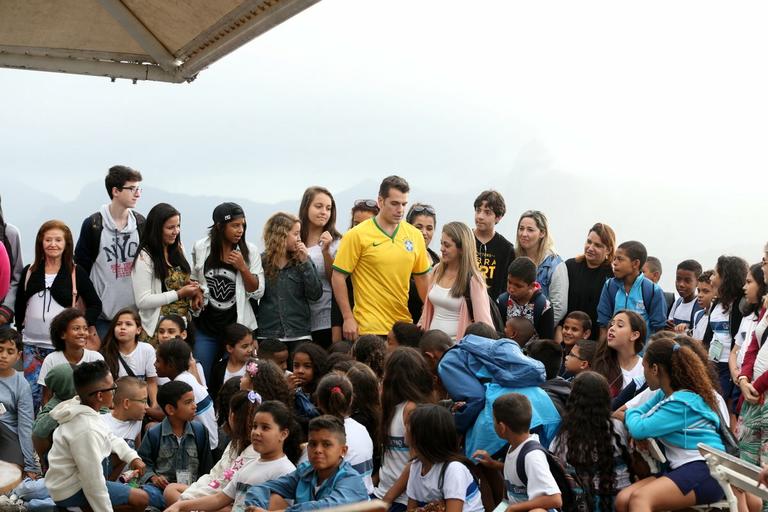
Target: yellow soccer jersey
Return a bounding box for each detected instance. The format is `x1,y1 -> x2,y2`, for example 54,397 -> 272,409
332,217 -> 431,335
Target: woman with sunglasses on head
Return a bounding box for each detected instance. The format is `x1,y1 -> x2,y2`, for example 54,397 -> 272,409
407,203 -> 440,323
330,200 -> 380,342
516,210 -> 567,325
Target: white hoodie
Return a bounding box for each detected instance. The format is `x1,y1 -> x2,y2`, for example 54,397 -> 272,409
45,397 -> 139,511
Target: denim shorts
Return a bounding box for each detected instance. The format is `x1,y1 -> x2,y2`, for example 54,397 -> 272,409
142,483 -> 166,509
55,481 -> 132,507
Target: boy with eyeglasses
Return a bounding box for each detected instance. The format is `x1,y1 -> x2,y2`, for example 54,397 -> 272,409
74,165 -> 146,343
46,360 -> 150,511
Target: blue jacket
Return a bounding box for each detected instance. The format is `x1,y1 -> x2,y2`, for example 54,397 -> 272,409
537,253 -> 563,298
625,389 -> 724,451
438,335 -> 546,435
596,273 -> 667,335
244,460 -> 369,511
256,258 -> 323,339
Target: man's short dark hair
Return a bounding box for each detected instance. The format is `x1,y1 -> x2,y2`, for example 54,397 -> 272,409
0,327 -> 22,352
677,259 -> 703,277
493,393 -> 532,434
157,380 -> 193,413
617,241 -> 648,268
473,190 -> 506,219
507,256 -> 536,284
525,339 -> 562,380
73,360 -> 111,397
156,339 -> 192,375
378,175 -> 409,199
105,165 -> 142,199
564,311 -> 592,332
308,414 -> 347,443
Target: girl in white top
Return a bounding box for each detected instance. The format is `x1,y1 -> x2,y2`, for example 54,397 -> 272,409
313,373 -> 374,494
154,316 -> 205,387
101,308 -> 158,408
165,400 -> 299,512
298,186 -> 342,348
38,309 -> 103,405
730,263 -> 766,380
374,347 -> 435,505
593,310 -> 645,399
405,404 -> 483,512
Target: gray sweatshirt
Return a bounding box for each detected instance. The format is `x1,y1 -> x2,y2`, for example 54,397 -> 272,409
0,371 -> 39,473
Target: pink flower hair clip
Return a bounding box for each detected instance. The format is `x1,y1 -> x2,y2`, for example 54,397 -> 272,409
246,361 -> 259,377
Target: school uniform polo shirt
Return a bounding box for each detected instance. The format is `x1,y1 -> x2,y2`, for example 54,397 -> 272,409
333,218 -> 431,335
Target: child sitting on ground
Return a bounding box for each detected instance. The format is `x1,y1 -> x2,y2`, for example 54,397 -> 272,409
257,338 -> 290,373
155,339 -> 219,449
210,323 -> 256,402
0,327 -> 39,479
102,376 -> 148,478
559,311 -> 592,375
244,415 -> 369,510
563,340 -> 596,378
525,339 -> 571,417
138,381 -> 214,510
504,317 -> 536,348
497,257 -> 554,339
45,360 -> 149,511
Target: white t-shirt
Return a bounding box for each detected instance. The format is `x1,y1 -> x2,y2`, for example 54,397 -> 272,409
667,297 -> 698,327
374,402 -> 410,504
158,362 -> 207,387
427,284 -> 463,339
100,413 -> 142,449
117,342 -> 157,380
406,460 -> 483,512
224,364 -> 246,383
692,312 -> 709,341
621,357 -> 644,389
503,435 -> 560,504
175,371 -> 218,449
223,455 -> 296,512
308,239 -> 340,332
735,313 -> 759,370
38,349 -> 104,385
707,303 -> 732,362
22,274 -> 67,349
751,313 -> 768,381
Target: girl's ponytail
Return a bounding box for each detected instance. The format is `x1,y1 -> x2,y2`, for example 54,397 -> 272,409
317,373 -> 353,420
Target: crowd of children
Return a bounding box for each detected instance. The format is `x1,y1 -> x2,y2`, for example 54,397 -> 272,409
0,170 -> 766,512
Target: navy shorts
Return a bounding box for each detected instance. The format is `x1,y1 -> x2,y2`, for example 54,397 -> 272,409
661,460 -> 724,505
55,481 -> 132,508
142,483 -> 166,509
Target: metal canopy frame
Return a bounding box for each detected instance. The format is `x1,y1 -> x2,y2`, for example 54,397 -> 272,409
0,0 -> 320,84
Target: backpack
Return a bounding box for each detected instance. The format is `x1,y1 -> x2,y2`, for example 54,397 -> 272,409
464,274 -> 505,335
670,297 -> 703,327
516,440 -> 592,512
605,277 -> 655,316
88,210 -> 146,263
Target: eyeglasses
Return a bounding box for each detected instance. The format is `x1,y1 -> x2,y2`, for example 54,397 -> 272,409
128,397 -> 149,404
89,384 -> 118,396
119,186 -> 142,195
410,204 -> 436,216
354,199 -> 378,209
565,352 -> 585,361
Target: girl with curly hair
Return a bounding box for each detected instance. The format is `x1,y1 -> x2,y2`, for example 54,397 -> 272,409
616,338 -> 725,511
551,371 -> 632,511
239,357 -> 291,408
256,212 -> 322,354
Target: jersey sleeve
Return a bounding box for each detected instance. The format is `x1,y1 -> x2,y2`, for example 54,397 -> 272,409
331,231 -> 360,275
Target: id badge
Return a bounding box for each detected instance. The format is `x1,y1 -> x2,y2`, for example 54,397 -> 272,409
709,338 -> 724,362
176,470 -> 191,485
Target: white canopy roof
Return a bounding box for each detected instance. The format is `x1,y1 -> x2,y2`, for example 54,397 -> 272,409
0,0 -> 320,83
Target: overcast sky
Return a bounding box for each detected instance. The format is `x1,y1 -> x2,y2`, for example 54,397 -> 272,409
3,0 -> 768,203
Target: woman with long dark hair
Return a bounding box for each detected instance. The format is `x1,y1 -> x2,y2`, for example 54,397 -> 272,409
132,203 -> 200,344
558,223 -> 616,341
191,202 -> 263,381
15,220 -> 101,410
406,203 -> 440,323
298,187 -> 341,348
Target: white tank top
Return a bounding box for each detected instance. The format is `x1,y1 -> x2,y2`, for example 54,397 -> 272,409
374,402 -> 410,504
22,274 -> 66,349
428,285 -> 463,339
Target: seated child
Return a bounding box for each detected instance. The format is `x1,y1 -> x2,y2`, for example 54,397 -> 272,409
419,329 -> 455,374
211,323 -> 256,402
386,321 -> 424,352
559,311 -> 591,375
505,317 -> 536,348
244,415 -> 369,510
525,339 -> 571,417
102,376 -> 148,478
497,257 -> 554,339
257,338 -> 290,373
479,393 -> 562,512
352,334 -> 386,379
31,363 -> 75,472
166,400 -> 299,512
45,360 -> 149,511
563,340 -> 596,377
155,339 -> 219,448
138,381 -> 214,510
0,327 -> 39,478
692,270 -> 714,341
156,316 -> 206,387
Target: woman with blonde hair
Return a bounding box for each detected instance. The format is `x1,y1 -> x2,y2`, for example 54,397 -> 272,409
418,221 -> 493,339
256,212 -> 322,356
516,209 -> 567,324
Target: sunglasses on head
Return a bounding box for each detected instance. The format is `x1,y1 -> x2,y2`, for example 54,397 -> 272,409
353,199 -> 378,209
410,204 -> 436,216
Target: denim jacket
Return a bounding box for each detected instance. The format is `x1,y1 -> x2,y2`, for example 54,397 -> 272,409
137,418 -> 212,484
244,460 -> 369,511
257,257 -> 323,339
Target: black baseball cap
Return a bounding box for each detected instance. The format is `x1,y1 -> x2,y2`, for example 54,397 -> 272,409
212,202 -> 245,224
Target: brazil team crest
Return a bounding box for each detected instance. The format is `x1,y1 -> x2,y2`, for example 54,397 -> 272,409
404,239 -> 414,252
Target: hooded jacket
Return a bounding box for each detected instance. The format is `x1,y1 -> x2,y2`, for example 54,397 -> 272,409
74,205 -> 141,320
45,397 -> 139,511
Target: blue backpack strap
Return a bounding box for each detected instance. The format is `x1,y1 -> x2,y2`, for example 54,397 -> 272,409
533,291 -> 547,324
606,279 -> 619,314
641,278 -> 655,312
515,439 -> 544,486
